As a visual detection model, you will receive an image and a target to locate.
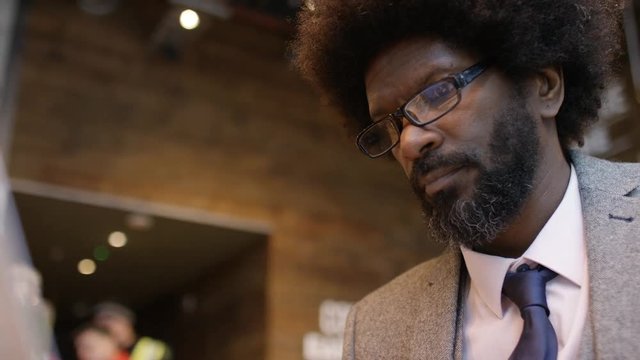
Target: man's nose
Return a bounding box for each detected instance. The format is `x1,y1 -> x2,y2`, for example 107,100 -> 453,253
397,123 -> 443,161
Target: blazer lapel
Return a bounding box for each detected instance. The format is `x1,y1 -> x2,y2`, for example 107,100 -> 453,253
408,248 -> 464,360
454,263 -> 468,360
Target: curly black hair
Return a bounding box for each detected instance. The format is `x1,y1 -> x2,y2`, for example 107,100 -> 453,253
292,0 -> 623,148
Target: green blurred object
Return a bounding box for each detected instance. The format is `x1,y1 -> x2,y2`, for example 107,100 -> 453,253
93,245 -> 110,262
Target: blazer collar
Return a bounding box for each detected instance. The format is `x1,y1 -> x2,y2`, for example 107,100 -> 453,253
570,150 -> 640,197
570,150 -> 640,358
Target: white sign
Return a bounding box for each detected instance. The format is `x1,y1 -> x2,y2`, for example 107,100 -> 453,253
303,299 -> 353,360
319,299 -> 352,336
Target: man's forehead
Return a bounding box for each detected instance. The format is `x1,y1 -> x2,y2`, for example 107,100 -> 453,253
80,328 -> 109,338
365,38 -> 475,116
365,65 -> 454,119
366,38 -> 477,86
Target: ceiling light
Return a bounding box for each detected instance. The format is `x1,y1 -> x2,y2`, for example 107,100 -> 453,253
108,231 -> 128,248
179,9 -> 200,30
78,259 -> 96,275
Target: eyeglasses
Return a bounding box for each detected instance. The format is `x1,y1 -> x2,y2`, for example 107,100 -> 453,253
356,62 -> 489,158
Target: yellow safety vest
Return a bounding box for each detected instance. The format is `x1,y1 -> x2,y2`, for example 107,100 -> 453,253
130,337 -> 170,360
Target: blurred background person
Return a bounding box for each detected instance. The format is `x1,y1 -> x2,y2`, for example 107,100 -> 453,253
94,302 -> 172,360
73,323 -> 128,360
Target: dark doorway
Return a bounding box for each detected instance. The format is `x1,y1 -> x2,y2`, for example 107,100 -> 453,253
13,188 -> 268,359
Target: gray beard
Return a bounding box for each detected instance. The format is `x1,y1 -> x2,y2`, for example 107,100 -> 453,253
411,95 -> 539,249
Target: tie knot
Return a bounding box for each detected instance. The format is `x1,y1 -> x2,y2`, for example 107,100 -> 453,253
502,265 -> 557,316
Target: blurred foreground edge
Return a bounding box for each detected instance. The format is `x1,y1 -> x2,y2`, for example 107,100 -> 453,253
0,152 -> 57,360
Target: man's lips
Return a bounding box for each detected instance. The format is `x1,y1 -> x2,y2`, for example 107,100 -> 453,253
420,165 -> 465,197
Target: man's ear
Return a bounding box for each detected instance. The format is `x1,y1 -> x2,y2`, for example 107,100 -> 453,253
532,66 -> 564,119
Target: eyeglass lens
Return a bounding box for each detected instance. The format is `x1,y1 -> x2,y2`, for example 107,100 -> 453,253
359,80 -> 459,157
358,117 -> 400,157
404,80 -> 459,124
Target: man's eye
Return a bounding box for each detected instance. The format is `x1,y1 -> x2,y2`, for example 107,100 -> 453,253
426,83 -> 452,103
362,132 -> 380,146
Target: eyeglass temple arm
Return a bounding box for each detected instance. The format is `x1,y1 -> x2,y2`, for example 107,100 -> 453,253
453,62 -> 489,88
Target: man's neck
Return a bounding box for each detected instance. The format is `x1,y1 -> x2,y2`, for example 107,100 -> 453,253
474,150 -> 571,258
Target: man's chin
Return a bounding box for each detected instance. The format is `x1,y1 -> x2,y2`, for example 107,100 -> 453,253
420,195 -> 500,250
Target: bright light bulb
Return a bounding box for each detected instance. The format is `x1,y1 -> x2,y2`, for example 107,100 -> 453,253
108,231 -> 128,248
78,259 -> 96,275
180,9 -> 200,30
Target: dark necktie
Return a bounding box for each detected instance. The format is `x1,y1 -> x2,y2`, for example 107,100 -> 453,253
502,264 -> 558,360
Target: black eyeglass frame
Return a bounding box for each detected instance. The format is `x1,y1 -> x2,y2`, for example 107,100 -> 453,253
356,61 -> 490,158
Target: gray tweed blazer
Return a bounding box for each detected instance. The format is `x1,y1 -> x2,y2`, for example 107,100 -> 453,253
343,151 -> 640,359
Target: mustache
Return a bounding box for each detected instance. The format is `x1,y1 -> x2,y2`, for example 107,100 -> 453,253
408,150 -> 485,211
410,151 -> 481,183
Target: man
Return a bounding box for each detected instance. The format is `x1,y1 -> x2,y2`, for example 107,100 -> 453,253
93,302 -> 172,360
292,0 -> 639,359
73,324 -> 129,360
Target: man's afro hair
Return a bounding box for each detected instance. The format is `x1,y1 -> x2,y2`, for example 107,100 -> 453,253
292,0 -> 624,148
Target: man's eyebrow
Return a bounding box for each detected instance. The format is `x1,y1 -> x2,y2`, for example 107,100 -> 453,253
372,67 -> 452,116
369,66 -> 453,121
410,66 -> 453,95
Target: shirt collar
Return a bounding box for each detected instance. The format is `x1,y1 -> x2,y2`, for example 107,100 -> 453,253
461,165 -> 585,318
